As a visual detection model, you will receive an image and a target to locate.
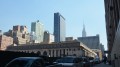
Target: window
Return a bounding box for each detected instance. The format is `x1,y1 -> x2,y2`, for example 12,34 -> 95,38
63,49 -> 65,56
78,48 -> 80,50
31,59 -> 44,67
6,59 -> 29,67
73,49 -> 75,51
49,50 -> 51,56
53,50 -> 54,57
56,50 -> 58,57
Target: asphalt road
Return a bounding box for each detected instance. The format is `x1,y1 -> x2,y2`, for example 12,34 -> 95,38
93,63 -> 112,67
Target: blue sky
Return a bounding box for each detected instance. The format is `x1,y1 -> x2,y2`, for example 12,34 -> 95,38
0,0 -> 107,50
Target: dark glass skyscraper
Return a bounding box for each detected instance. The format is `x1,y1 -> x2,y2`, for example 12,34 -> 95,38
54,12 -> 65,42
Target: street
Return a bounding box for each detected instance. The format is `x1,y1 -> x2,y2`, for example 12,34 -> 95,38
94,63 -> 112,67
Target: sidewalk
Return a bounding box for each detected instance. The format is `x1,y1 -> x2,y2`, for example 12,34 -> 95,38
93,63 -> 112,67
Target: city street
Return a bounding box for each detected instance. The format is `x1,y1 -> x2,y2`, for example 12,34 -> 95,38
94,63 -> 112,67
0,0 -> 119,67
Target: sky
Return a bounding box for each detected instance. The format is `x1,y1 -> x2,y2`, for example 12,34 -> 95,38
0,0 -> 107,50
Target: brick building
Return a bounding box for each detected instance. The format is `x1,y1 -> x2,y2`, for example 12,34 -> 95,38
20,26 -> 28,34
0,35 -> 13,50
13,25 -> 21,32
4,25 -> 30,45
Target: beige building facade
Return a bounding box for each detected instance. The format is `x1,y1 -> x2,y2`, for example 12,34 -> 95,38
43,31 -> 54,44
92,49 -> 103,61
77,35 -> 104,59
6,41 -> 97,58
4,25 -> 30,45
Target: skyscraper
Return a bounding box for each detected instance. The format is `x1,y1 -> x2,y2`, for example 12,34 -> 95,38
82,24 -> 86,37
54,12 -> 65,42
31,20 -> 44,43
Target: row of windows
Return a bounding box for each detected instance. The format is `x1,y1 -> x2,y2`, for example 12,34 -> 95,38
17,48 -> 82,57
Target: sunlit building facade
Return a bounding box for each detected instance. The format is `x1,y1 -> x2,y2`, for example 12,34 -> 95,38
6,41 -> 97,58
77,35 -> 103,60
43,31 -> 54,43
31,20 -> 44,43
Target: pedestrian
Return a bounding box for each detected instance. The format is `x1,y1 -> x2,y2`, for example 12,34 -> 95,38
103,55 -> 107,64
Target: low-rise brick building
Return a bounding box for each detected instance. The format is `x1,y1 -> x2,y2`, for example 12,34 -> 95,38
0,35 -> 13,50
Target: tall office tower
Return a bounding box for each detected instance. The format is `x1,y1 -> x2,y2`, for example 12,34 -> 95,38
31,20 -> 44,43
54,12 -> 66,42
82,24 -> 86,37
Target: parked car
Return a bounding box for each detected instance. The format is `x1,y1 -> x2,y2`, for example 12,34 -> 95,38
54,56 -> 83,67
81,57 -> 90,67
5,57 -> 45,67
88,57 -> 95,66
94,58 -> 100,64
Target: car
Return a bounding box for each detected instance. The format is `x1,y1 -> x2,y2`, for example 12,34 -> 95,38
94,58 -> 100,64
81,57 -> 90,67
88,57 -> 95,66
54,56 -> 83,67
5,57 -> 45,67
